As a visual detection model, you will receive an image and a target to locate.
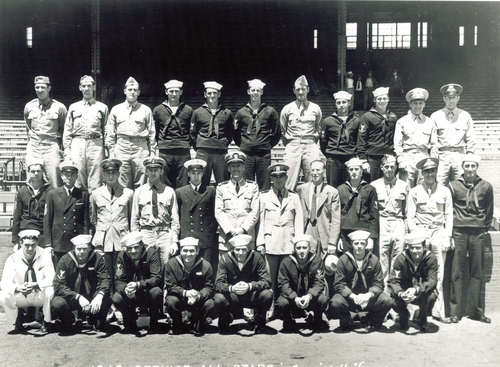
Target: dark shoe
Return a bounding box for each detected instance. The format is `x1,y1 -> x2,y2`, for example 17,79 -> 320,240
470,315 -> 491,324
450,316 -> 460,324
339,317 -> 353,332
313,319 -> 330,332
281,319 -> 297,333
432,316 -> 451,324
419,324 -> 430,333
366,324 -> 382,332
73,319 -> 83,332
254,324 -> 266,334
7,324 -> 25,335
205,317 -> 213,325
147,324 -> 163,335
218,325 -> 230,334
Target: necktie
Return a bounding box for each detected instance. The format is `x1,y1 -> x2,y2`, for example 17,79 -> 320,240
337,121 -> 346,148
277,190 -> 283,204
247,113 -> 261,134
67,188 -> 72,203
357,81 -> 362,90
310,185 -> 317,225
299,103 -> 306,117
235,182 -> 240,194
151,185 -> 159,218
447,111 -> 454,122
110,187 -> 115,200
128,104 -> 133,115
23,258 -> 37,283
194,186 -> 198,194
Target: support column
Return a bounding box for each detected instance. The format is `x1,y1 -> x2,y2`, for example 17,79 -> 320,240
91,0 -> 101,100
337,0 -> 346,90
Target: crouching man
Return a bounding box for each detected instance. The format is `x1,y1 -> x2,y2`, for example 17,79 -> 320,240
0,230 -> 54,334
165,237 -> 215,336
388,230 -> 438,332
51,235 -> 111,332
276,234 -> 328,333
331,230 -> 392,332
214,234 -> 273,334
112,232 -> 163,334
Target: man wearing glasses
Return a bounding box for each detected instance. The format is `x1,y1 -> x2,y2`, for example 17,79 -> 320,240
430,84 -> 475,185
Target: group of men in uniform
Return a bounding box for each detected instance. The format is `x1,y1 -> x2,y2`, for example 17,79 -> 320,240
0,73 -> 493,336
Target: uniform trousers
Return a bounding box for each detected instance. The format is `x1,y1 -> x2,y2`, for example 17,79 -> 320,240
367,154 -> 384,182
0,287 -> 54,326
276,294 -> 328,327
326,154 -> 355,188
450,227 -> 486,319
379,217 -> 406,286
51,292 -> 111,327
158,148 -> 190,189
165,295 -> 215,332
436,151 -> 463,186
283,139 -> 322,191
330,292 -> 392,329
141,228 -> 174,265
104,251 -> 119,295
195,148 -> 229,188
265,254 -> 289,298
419,226 -> 449,319
112,287 -> 163,328
392,292 -> 437,327
243,151 -> 272,191
114,138 -> 149,190
398,150 -> 428,188
26,139 -> 62,189
69,137 -> 104,193
214,290 -> 273,328
363,87 -> 374,110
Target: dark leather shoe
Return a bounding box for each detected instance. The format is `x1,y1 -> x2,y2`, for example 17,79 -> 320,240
470,315 -> 491,324
432,316 -> 451,324
419,324 -> 430,333
450,316 -> 460,324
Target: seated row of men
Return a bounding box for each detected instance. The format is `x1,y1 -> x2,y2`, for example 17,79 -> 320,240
0,227 -> 437,335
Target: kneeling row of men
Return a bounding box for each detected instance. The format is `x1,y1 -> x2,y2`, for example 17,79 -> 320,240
1,227 -> 437,335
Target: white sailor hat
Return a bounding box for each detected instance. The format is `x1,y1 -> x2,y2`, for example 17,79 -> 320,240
348,230 -> 371,242
347,71 -> 353,76
247,79 -> 266,89
462,153 -> 481,165
164,79 -> 183,90
416,157 -> 439,171
440,83 -> 463,96
225,151 -> 246,164
59,160 -> 80,172
19,229 -> 40,239
267,163 -> 289,175
228,234 -> 252,248
373,87 -> 390,98
406,88 -> 429,102
184,159 -> 207,170
333,91 -> 352,101
80,75 -> 95,85
294,75 -> 308,87
345,157 -> 364,168
125,76 -> 139,87
203,81 -> 223,91
70,234 -> 93,246
120,232 -> 143,247
291,234 -> 314,246
324,254 -> 339,276
179,237 -> 199,248
34,76 -> 50,85
27,159 -> 44,169
405,231 -> 428,245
